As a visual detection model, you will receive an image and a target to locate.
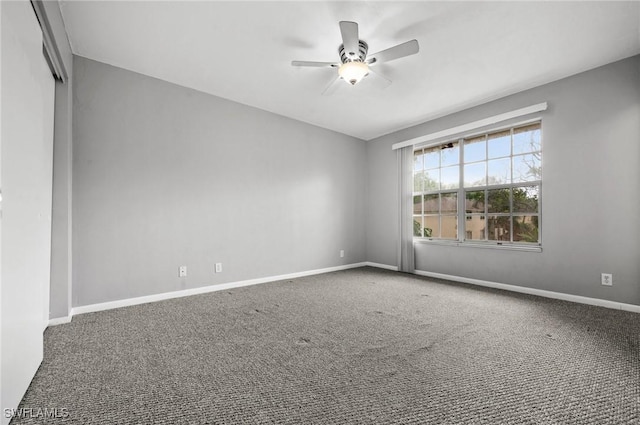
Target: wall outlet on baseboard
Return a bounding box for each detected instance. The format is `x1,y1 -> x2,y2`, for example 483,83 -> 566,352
215,263 -> 222,273
340,250 -> 345,258
178,266 -> 187,278
601,273 -> 613,286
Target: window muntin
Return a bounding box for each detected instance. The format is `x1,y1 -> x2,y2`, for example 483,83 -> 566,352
413,122 -> 541,246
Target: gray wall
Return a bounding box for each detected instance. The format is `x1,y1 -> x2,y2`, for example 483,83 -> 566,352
72,57 -> 366,307
366,55 -> 640,305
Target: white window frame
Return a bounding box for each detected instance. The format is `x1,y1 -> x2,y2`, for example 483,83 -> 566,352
413,119 -> 543,252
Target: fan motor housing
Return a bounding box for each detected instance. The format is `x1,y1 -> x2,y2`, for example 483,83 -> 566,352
339,40 -> 368,63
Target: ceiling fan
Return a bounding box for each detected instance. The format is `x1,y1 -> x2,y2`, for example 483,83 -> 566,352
291,21 -> 419,94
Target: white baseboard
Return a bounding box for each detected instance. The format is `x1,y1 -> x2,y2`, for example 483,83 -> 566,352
49,262 -> 637,327
414,269 -> 640,313
59,262 -> 368,321
364,262 -> 399,271
47,315 -> 72,327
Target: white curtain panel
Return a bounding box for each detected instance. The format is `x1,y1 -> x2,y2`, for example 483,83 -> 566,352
397,146 -> 415,273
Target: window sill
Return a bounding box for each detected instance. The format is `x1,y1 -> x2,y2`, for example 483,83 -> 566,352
413,238 -> 542,253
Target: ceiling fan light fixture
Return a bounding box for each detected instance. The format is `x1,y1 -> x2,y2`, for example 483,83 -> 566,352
338,61 -> 369,85
292,21 -> 420,94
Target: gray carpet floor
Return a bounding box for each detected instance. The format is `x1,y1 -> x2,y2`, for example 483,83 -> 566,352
11,267 -> 640,424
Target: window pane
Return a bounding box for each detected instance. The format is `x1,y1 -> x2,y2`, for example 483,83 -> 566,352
465,190 -> 485,213
425,147 -> 439,169
513,153 -> 541,182
413,195 -> 422,214
440,142 -> 459,166
513,215 -> 539,243
464,162 -> 486,187
487,158 -> 511,184
487,188 -> 510,213
513,186 -> 539,213
488,216 -> 511,241
488,130 -> 511,159
441,192 -> 457,213
413,149 -> 424,171
423,170 -> 439,191
441,215 -> 458,239
413,216 -> 424,237
464,135 -> 486,163
415,171 -> 439,192
424,216 -> 439,238
413,172 -> 424,192
440,165 -> 459,189
423,194 -> 439,214
513,123 -> 541,155
465,215 -> 486,240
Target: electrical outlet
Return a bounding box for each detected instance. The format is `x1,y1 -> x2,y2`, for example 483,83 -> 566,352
215,263 -> 222,273
340,250 -> 345,258
178,266 -> 187,278
601,273 -> 613,286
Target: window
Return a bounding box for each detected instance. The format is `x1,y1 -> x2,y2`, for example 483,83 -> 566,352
413,122 -> 541,246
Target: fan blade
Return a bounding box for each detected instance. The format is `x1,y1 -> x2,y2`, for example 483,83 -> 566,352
321,76 -> 343,96
367,39 -> 419,65
339,21 -> 359,58
292,61 -> 338,68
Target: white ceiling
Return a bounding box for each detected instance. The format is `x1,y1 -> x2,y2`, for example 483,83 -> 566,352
59,1 -> 640,140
